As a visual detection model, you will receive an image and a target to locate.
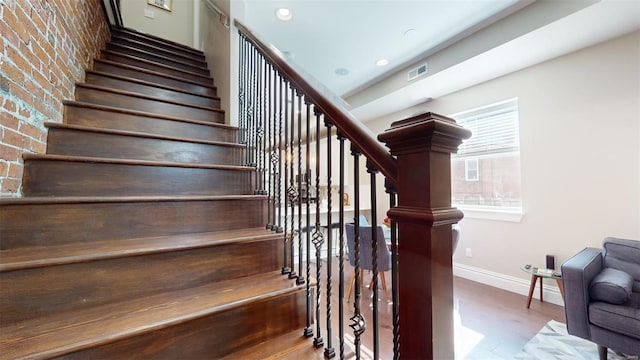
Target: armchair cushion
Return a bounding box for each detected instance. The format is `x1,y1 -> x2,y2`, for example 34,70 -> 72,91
589,292 -> 640,341
590,267 -> 634,305
603,237 -> 640,292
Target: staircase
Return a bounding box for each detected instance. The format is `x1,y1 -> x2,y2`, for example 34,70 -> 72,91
0,28 -> 312,359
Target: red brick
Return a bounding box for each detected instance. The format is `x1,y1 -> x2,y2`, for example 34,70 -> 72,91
0,112 -> 20,130
6,46 -> 31,79
3,98 -> 17,113
1,177 -> 21,194
15,3 -> 35,43
18,105 -> 31,119
2,128 -> 27,148
0,161 -> 8,177
2,7 -> 29,44
8,162 -> 23,178
30,139 -> 46,153
0,144 -> 20,161
1,61 -> 25,85
19,122 -> 44,140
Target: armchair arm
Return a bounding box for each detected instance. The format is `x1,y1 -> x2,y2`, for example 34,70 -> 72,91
561,247 -> 603,340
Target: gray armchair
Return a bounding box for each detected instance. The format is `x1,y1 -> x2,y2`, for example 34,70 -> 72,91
561,237 -> 640,359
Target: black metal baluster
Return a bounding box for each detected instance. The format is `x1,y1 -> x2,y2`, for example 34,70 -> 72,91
296,93 -> 305,285
337,131 -> 346,359
368,162 -> 380,360
249,46 -> 257,170
238,34 -> 245,146
287,86 -> 297,280
266,64 -> 273,229
276,75 -> 283,235
282,81 -> 291,276
349,145 -> 365,360
256,56 -> 265,195
386,180 -> 399,359
303,99 -> 313,338
312,107 -> 325,349
262,59 -> 269,197
324,120 -> 335,359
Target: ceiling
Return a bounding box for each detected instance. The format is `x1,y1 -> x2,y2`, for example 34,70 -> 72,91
243,0 -> 640,121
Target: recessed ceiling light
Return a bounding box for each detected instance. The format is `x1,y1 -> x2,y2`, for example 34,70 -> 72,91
335,68 -> 349,76
275,8 -> 293,21
376,58 -> 389,67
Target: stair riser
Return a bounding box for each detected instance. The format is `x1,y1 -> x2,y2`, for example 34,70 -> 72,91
58,290 -> 306,360
0,199 -> 267,249
106,43 -> 209,75
75,86 -> 224,123
1,239 -> 283,323
22,160 -> 254,197
46,127 -> 242,165
101,50 -> 212,86
93,60 -> 217,97
112,29 -> 205,59
64,104 -> 236,142
110,37 -> 207,67
85,72 -> 219,108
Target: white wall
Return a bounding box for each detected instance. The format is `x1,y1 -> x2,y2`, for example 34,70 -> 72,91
121,0 -> 194,47
199,0 -> 232,124
365,31 -> 640,303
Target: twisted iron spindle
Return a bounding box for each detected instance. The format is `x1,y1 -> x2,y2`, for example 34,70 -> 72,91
266,64 -> 273,229
386,179 -> 399,359
238,35 -> 246,146
303,99 -> 313,338
296,92 -> 305,285
368,161 -> 380,360
276,75 -> 283,234
281,80 -> 291,275
324,120 -> 336,359
261,59 -> 268,196
287,85 -> 298,280
337,131 -> 346,359
312,107 -> 325,349
349,144 -> 365,360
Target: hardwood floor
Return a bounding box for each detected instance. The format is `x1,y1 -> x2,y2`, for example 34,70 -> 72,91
307,258 -> 566,359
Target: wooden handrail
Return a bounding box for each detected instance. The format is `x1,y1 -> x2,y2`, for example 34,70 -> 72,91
235,20 -> 397,186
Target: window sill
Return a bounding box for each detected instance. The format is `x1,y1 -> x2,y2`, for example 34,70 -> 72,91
457,206 -> 524,222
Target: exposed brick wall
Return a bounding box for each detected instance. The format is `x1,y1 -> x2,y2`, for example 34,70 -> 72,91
0,0 -> 110,196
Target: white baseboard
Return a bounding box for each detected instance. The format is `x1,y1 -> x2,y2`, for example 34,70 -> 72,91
453,262 -> 564,307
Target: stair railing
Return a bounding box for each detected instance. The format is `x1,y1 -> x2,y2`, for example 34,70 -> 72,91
236,20 -> 471,359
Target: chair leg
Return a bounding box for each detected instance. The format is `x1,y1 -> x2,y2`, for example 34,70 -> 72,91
347,271 -> 356,301
380,271 -> 390,301
598,345 -> 608,360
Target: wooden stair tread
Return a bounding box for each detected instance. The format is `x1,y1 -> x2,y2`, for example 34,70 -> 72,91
63,101 -> 235,130
0,228 -> 280,272
75,83 -> 223,112
85,70 -> 220,100
23,153 -> 253,171
0,194 -> 266,205
93,58 -> 217,90
0,271 -> 301,359
114,27 -> 204,56
110,37 -> 207,65
100,49 -> 212,81
221,329 -> 320,360
105,43 -> 209,73
45,122 -> 242,148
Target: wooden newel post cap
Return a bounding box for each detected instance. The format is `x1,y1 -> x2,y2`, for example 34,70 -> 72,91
378,112 -> 471,155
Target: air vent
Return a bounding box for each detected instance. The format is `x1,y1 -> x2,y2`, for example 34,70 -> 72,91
408,63 -> 428,81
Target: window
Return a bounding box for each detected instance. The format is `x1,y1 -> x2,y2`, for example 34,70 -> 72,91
465,159 -> 479,181
451,98 -> 523,219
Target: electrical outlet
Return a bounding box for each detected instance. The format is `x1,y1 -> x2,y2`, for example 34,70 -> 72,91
144,9 -> 154,19
465,248 -> 472,258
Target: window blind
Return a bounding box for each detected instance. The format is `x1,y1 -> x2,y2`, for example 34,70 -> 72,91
452,98 -> 519,157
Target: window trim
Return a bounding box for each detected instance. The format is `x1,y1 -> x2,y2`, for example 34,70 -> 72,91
464,158 -> 479,181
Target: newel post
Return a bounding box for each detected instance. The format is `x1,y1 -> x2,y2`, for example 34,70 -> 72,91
378,113 -> 471,359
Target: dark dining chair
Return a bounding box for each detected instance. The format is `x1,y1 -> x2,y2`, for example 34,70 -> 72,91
345,223 -> 392,301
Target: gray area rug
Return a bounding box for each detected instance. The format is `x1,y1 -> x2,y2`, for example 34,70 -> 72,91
515,320 -> 638,360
